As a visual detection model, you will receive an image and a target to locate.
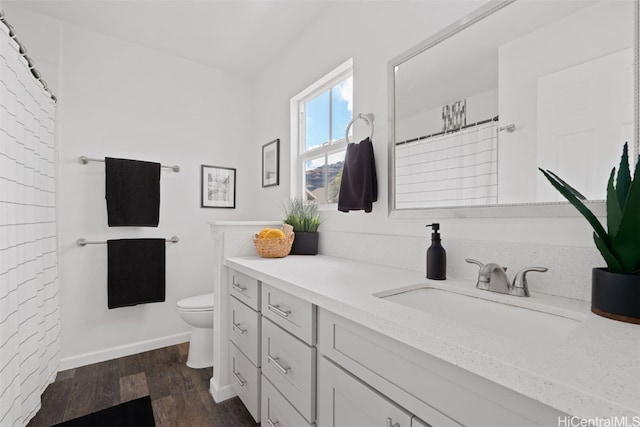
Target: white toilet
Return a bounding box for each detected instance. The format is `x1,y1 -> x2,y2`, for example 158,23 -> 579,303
176,292 -> 214,369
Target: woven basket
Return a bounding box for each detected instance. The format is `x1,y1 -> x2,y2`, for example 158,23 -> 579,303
254,232 -> 295,258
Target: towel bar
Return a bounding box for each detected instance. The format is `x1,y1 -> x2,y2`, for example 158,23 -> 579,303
79,156 -> 180,172
76,236 -> 180,247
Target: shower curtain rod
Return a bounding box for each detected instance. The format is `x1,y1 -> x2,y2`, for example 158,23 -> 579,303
0,9 -> 57,102
395,116 -> 500,147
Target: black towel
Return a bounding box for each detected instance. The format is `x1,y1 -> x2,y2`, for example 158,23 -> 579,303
107,239 -> 165,309
338,137 -> 378,213
105,157 -> 161,227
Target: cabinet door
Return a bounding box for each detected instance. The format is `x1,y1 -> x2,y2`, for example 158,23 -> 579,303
317,356 -> 412,427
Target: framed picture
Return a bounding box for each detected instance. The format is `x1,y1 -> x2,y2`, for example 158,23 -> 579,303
201,165 -> 236,208
262,138 -> 280,187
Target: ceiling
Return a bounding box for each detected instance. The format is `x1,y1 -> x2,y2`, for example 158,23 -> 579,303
5,0 -> 333,78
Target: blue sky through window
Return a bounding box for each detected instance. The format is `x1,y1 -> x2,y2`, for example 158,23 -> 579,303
305,76 -> 353,151
305,91 -> 329,151
331,78 -> 352,142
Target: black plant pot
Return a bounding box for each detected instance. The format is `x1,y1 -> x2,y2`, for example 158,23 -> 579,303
290,232 -> 318,255
592,268 -> 640,324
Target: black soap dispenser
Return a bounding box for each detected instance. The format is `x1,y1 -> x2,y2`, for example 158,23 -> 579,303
426,223 -> 446,280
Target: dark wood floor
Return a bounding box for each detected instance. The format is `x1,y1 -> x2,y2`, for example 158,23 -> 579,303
27,343 -> 258,427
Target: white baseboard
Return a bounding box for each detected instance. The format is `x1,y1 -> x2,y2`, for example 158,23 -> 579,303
58,332 -> 191,370
209,377 -> 236,403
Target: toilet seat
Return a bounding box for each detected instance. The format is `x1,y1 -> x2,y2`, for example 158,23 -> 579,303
177,292 -> 214,312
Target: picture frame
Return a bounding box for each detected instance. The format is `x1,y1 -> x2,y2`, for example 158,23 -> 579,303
201,165 -> 236,208
262,138 -> 280,187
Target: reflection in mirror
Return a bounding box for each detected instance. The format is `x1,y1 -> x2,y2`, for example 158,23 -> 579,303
392,0 -> 637,212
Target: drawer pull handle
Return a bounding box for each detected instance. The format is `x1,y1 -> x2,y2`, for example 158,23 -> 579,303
267,419 -> 280,427
232,283 -> 247,293
232,322 -> 246,335
268,303 -> 291,318
267,355 -> 290,375
386,418 -> 400,427
232,370 -> 246,387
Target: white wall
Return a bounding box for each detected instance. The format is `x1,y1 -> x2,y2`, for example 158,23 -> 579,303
252,0 -> 597,249
55,24 -> 256,366
4,5 -> 258,367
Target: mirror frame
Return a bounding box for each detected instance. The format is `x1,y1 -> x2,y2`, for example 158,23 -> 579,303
388,0 -> 639,219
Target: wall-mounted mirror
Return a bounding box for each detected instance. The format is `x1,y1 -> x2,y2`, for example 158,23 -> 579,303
389,0 -> 638,217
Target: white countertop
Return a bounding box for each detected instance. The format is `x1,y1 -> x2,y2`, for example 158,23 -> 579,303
225,255 -> 640,420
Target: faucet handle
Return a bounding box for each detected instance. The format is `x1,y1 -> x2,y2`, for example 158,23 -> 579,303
466,259 -> 508,272
465,258 -> 484,270
512,267 -> 548,297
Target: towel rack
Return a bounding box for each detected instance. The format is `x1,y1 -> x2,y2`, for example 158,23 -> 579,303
345,113 -> 374,144
79,156 -> 181,172
76,236 -> 180,247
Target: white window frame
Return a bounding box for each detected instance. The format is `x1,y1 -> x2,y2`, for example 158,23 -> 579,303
290,58 -> 353,207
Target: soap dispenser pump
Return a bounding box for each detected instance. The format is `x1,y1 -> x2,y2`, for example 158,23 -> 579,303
426,223 -> 446,280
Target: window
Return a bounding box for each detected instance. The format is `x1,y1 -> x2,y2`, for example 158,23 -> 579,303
291,59 -> 353,205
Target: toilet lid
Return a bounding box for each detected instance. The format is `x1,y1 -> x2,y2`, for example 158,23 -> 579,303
177,292 -> 214,310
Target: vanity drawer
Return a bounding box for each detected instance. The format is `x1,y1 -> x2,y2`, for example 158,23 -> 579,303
229,341 -> 261,422
317,356 -> 413,427
262,283 -> 315,345
262,374 -> 313,427
229,295 -> 261,367
229,269 -> 260,311
262,317 -> 316,423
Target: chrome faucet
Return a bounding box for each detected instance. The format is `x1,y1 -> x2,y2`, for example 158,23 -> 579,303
465,259 -> 547,297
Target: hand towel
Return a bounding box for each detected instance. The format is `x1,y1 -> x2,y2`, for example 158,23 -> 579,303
105,157 -> 161,227
338,137 -> 378,213
107,238 -> 165,309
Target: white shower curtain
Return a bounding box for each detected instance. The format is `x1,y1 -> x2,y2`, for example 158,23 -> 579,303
0,21 -> 60,426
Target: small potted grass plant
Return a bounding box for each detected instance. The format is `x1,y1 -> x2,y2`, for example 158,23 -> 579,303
539,143 -> 640,324
284,196 -> 321,255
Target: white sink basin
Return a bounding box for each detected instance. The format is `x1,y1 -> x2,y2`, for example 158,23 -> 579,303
381,287 -> 583,345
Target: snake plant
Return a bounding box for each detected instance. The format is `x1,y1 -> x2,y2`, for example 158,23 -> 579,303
539,143 -> 640,275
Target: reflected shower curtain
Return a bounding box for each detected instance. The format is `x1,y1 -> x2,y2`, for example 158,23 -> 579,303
0,21 -> 60,426
395,121 -> 498,209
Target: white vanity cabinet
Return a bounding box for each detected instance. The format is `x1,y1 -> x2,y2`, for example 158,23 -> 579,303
317,309 -> 564,427
261,282 -> 317,424
226,263 -> 567,427
227,269 -> 261,422
317,356 -> 415,427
